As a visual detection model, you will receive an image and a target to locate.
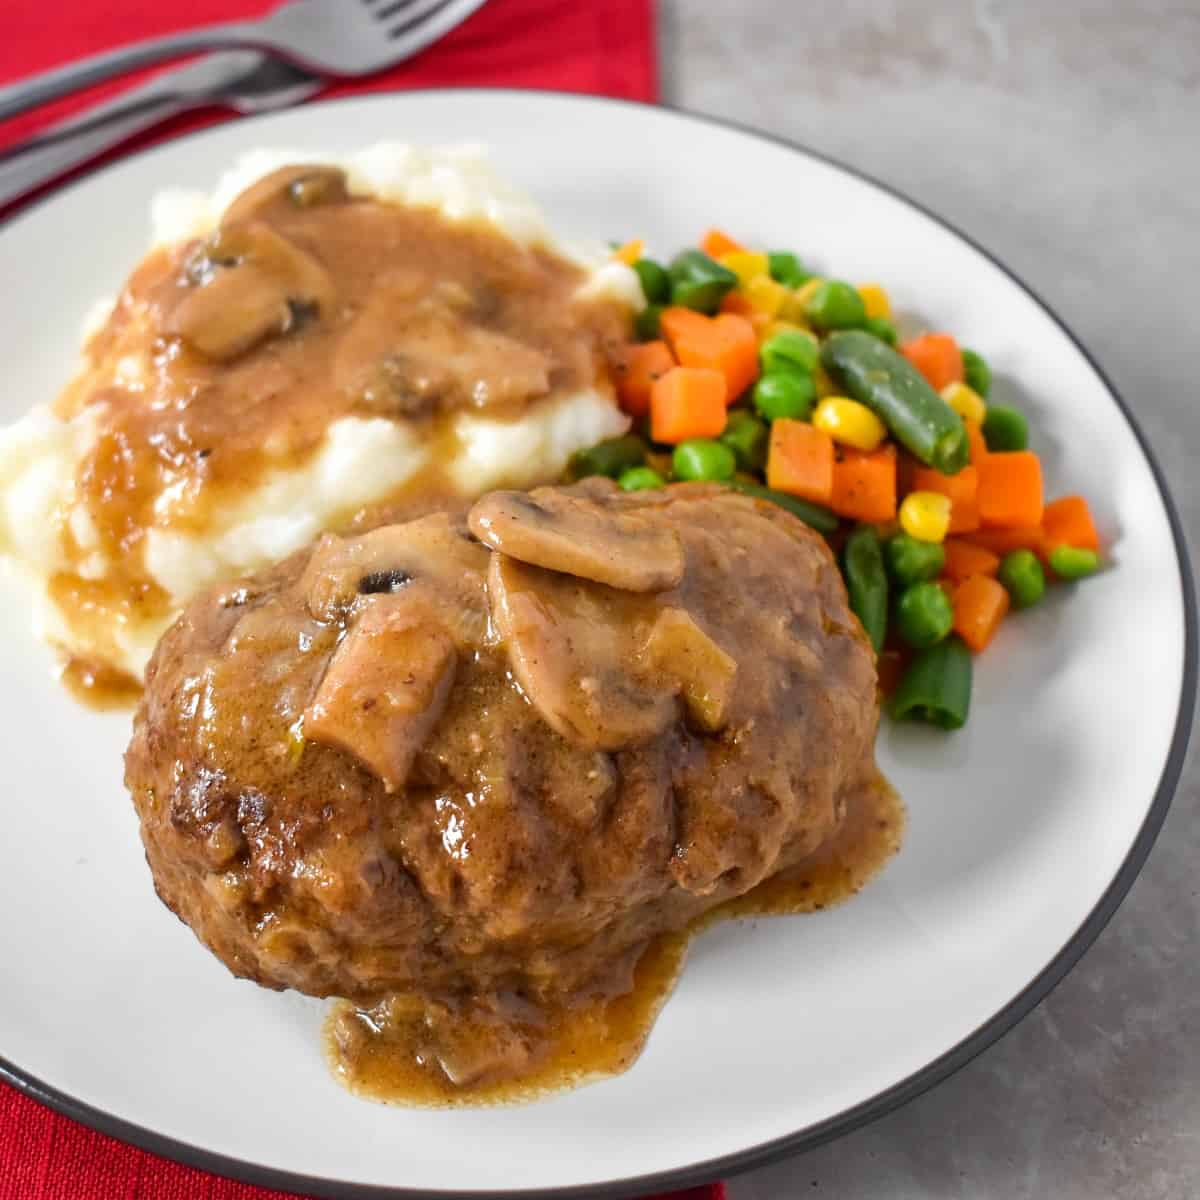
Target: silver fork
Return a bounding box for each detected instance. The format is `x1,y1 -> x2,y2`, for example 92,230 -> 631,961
0,0 -> 487,123
0,53 -> 322,210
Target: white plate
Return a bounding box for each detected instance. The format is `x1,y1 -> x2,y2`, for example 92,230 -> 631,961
0,90 -> 1193,1199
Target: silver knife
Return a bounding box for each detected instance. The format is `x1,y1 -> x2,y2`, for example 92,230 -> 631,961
0,51 -> 322,210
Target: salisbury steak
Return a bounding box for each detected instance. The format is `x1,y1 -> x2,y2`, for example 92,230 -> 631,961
126,480 -> 878,1006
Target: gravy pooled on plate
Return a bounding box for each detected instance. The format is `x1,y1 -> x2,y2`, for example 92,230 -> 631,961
125,479 -> 898,1105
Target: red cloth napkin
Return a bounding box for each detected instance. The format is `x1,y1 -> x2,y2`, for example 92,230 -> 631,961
0,3 -> 722,1199
0,0 -> 658,192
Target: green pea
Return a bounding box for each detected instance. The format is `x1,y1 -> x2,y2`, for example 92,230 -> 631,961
668,249 -> 738,314
618,465 -> 666,492
982,404 -> 1029,452
961,347 -> 992,398
805,279 -> 867,331
767,250 -> 812,288
863,315 -> 898,345
672,438 -> 737,482
752,370 -> 817,422
997,549 -> 1046,608
760,328 -> 820,375
633,304 -> 663,341
885,533 -> 946,587
632,258 -> 670,304
568,434 -> 646,480
895,581 -> 955,650
720,410 -> 769,471
1048,545 -> 1101,580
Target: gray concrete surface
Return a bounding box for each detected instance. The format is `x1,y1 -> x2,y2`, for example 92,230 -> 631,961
658,2 -> 1199,1197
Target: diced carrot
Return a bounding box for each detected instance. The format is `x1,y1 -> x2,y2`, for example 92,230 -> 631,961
966,418 -> 989,466
662,311 -> 760,401
613,238 -> 644,266
700,228 -> 745,258
911,464 -> 980,533
964,525 -> 1046,558
614,340 -> 675,417
719,291 -> 756,318
977,450 -> 1044,528
1042,495 -> 1100,552
659,306 -> 713,348
830,444 -> 897,523
766,420 -> 835,504
650,367 -> 728,444
953,574 -> 1010,653
900,333 -> 965,391
942,538 -> 1000,583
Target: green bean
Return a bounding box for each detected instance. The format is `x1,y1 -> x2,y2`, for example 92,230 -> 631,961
668,250 -> 738,314
672,438 -> 737,482
632,258 -> 670,304
842,526 -> 889,654
720,410 -> 769,472
633,304 -> 663,341
890,636 -> 973,729
568,434 -> 646,480
725,480 -> 839,535
821,330 -> 969,474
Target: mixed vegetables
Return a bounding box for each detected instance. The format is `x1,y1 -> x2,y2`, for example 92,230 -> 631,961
568,231 -> 1106,731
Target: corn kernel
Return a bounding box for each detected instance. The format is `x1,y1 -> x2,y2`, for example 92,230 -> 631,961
857,283 -> 891,320
762,319 -> 814,342
899,491 -> 952,543
613,238 -> 644,266
717,250 -> 770,286
813,397 -> 888,451
813,364 -> 838,398
780,277 -> 825,323
742,273 -> 789,317
941,381 -> 987,426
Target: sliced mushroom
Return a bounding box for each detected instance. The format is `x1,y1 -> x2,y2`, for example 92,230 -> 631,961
333,274 -> 552,417
487,552 -> 675,751
164,222 -> 334,361
220,164 -> 350,226
469,488 -> 685,593
303,591 -> 457,792
643,607 -> 737,733
301,514 -> 490,646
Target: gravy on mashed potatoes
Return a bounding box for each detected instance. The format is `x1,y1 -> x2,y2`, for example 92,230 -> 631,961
0,145 -> 638,696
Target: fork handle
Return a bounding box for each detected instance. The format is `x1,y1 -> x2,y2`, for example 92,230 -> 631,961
0,93 -> 201,209
0,24 -> 259,123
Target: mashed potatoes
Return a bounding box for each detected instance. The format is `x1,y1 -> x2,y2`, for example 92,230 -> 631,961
0,145 -> 639,683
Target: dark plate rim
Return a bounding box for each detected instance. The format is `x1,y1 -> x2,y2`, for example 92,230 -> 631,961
0,86 -> 1194,1200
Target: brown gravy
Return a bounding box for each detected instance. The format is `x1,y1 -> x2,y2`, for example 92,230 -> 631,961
48,164 -> 627,683
324,775 -> 903,1106
58,657 -> 143,710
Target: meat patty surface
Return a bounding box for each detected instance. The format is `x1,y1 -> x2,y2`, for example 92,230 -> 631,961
125,480 -> 879,1007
